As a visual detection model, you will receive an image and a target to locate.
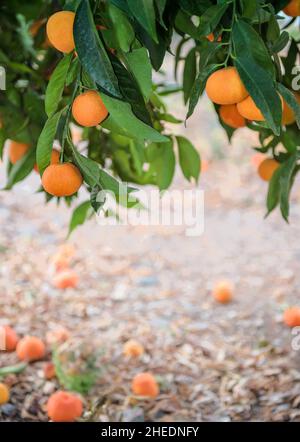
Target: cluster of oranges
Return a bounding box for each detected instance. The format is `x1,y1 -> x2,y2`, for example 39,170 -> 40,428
6,10 -> 110,200
205,0 -> 300,184
0,325 -> 160,421
205,64 -> 298,182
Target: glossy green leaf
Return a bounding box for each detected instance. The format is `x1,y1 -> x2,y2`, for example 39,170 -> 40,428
45,53 -> 72,117
101,94 -> 168,143
124,48 -> 152,100
176,136 -> 200,182
127,0 -> 158,43
74,0 -> 121,98
5,147 -> 35,189
36,109 -> 64,176
68,200 -> 92,236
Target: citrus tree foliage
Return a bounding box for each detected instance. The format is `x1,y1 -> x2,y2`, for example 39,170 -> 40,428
0,0 -> 299,229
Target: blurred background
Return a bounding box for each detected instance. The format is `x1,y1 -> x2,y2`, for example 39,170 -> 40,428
1,49 -> 300,422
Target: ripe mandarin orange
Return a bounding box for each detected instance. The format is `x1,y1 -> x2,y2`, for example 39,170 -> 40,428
47,391 -> 83,422
0,383 -> 10,405
206,67 -> 248,105
34,148 -> 60,173
9,141 -> 30,164
237,96 -> 264,121
283,0 -> 300,16
213,281 -> 233,304
132,373 -> 159,398
0,325 -> 19,352
219,104 -> 246,128
46,11 -> 75,53
238,94 -> 284,121
42,163 -> 83,197
123,339 -> 144,357
283,306 -> 300,327
52,269 -> 79,289
16,336 -> 46,362
258,158 -> 280,181
72,90 -> 108,127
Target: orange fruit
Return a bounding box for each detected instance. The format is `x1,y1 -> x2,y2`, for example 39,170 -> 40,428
206,33 -> 221,42
282,93 -> 300,125
213,280 -> 233,304
43,362 -> 56,380
219,104 -> 246,128
258,158 -> 280,181
47,390 -> 83,422
46,11 -> 75,53
16,336 -> 46,362
8,141 -> 30,164
123,339 -> 144,357
0,383 -> 10,405
34,148 -> 60,173
206,67 -> 248,105
52,269 -> 79,289
237,95 -> 284,122
42,163 -> 83,197
0,325 -> 19,352
283,0 -> 300,16
283,306 -> 300,327
132,373 -> 159,398
251,153 -> 265,169
237,96 -> 264,121
72,90 -> 109,127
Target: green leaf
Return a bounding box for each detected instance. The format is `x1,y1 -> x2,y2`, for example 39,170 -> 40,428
134,18 -> 171,71
198,3 -> 229,37
266,166 -> 281,215
71,146 -> 100,187
108,4 -> 135,52
90,184 -> 105,213
36,109 -> 64,176
5,148 -> 35,190
187,64 -> 219,119
0,129 -> 6,160
127,0 -> 158,43
176,136 -> 200,182
234,58 -> 282,135
45,53 -> 72,117
155,0 -> 167,29
147,140 -> 175,190
68,201 -> 92,236
183,48 -> 196,104
278,83 -> 300,129
124,48 -> 152,100
99,169 -> 139,208
101,94 -> 168,143
109,53 -> 152,125
233,20 -> 275,78
74,0 -> 121,98
279,154 -> 297,221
